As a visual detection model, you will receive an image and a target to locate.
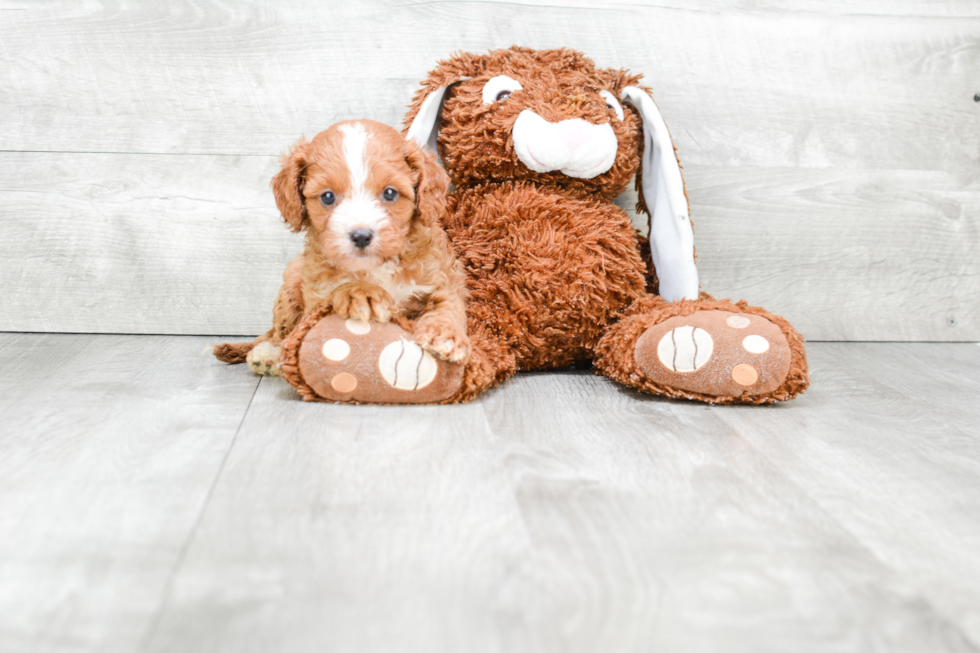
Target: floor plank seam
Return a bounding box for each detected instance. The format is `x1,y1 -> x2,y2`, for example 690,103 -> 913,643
135,374 -> 263,653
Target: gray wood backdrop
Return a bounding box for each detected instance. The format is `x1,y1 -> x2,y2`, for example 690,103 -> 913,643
1,0 -> 977,340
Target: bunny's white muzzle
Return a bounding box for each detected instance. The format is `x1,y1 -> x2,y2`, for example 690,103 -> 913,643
512,110 -> 618,179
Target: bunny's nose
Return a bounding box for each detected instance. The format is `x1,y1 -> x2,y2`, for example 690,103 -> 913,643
512,110 -> 618,179
556,120 -> 592,150
350,229 -> 374,250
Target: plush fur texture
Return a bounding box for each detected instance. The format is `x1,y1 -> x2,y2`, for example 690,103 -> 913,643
410,48 -> 644,201
213,119 -> 469,372
594,294 -> 809,404
403,47 -> 808,404
279,307 -> 465,405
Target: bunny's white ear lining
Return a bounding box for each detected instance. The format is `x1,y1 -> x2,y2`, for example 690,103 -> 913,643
621,86 -> 699,302
406,79 -> 470,154
406,82 -> 699,303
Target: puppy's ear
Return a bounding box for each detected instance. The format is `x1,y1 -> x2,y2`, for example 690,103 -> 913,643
271,137 -> 312,232
406,139 -> 449,228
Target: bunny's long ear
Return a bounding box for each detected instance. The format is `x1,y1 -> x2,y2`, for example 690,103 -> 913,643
621,86 -> 699,302
405,79 -> 470,154
404,52 -> 487,153
406,85 -> 450,154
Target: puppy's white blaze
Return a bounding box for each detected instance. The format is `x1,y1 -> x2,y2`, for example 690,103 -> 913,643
329,194 -> 389,240
332,123 -> 388,259
339,122 -> 369,192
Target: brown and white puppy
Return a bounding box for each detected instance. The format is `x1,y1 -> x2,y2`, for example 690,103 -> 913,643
213,119 -> 469,375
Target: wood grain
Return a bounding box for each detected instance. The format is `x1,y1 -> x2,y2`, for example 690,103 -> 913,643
3,335 -> 980,651
478,369 -> 979,653
1,0 -> 978,338
726,342 -> 980,647
686,166 -> 980,341
1,0 -> 977,169
0,333 -> 259,653
0,152 -> 292,335
141,344 -> 980,652
1,153 -> 975,340
143,381 -> 530,653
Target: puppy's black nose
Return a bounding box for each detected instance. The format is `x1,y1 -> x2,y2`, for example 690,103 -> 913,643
350,229 -> 374,250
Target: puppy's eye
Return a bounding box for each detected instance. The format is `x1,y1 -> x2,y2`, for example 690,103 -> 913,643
320,191 -> 336,206
482,75 -> 523,105
382,187 -> 398,202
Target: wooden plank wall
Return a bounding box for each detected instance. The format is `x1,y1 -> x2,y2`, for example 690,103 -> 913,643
1,0 -> 977,340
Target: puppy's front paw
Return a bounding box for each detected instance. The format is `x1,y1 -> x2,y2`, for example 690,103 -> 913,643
414,318 -> 470,363
332,284 -> 394,323
246,341 -> 281,376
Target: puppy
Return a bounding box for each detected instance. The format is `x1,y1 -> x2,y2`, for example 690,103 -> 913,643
213,119 -> 469,375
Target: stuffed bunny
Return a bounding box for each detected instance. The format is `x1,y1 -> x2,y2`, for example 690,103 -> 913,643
282,46 -> 808,404
399,46 -> 808,404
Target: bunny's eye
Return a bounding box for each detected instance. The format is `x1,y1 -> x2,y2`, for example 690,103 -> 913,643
599,90 -> 625,121
483,75 -> 523,105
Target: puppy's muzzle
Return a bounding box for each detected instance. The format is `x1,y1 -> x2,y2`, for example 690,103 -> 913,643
350,228 -> 374,250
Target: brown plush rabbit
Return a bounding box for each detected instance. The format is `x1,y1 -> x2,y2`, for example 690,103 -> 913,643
282,47 -> 808,404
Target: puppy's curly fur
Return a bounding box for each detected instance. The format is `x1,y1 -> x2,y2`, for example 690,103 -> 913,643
214,120 -> 469,374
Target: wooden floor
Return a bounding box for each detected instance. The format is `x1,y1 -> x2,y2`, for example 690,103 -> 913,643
0,334 -> 978,652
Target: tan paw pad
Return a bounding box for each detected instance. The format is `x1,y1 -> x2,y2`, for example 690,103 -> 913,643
727,315 -> 751,329
330,372 -> 358,393
289,314 -> 464,404
731,364 -> 759,386
635,310 -> 791,398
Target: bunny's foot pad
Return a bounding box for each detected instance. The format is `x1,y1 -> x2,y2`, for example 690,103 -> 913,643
280,313 -> 464,404
634,310 -> 792,399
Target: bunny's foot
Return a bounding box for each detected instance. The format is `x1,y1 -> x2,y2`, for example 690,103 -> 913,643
594,296 -> 809,404
280,310 -> 464,404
